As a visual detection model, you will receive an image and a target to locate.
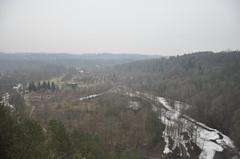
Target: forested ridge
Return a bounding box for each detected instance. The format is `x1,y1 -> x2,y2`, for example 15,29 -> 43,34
114,51 -> 240,148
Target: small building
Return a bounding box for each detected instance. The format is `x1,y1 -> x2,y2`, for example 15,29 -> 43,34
65,82 -> 78,91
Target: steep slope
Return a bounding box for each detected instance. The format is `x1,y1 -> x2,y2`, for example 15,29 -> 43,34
113,51 -> 240,149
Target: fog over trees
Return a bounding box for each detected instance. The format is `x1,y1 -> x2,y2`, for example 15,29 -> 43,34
1,0 -> 239,158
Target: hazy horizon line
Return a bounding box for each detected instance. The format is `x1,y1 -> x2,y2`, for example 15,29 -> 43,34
1,50 -> 239,56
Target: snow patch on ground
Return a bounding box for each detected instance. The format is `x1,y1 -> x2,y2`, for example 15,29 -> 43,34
128,101 -> 141,110
159,98 -> 235,159
79,93 -> 102,101
152,105 -> 158,112
133,91 -> 235,159
157,97 -> 174,111
0,92 -> 15,110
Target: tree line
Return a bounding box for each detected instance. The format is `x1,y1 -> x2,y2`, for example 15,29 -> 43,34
28,81 -> 56,92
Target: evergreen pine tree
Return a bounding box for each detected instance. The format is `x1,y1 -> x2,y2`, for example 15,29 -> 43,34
37,81 -> 41,91
42,81 -> 47,90
47,81 -> 51,90
51,82 -> 56,91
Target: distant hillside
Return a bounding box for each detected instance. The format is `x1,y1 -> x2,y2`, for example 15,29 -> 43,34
0,53 -> 160,69
0,52 -> 160,91
114,51 -> 240,148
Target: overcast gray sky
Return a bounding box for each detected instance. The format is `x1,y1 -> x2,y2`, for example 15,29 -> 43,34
0,0 -> 239,55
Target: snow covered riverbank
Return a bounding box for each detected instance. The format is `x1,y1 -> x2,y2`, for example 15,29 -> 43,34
126,90 -> 236,159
